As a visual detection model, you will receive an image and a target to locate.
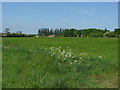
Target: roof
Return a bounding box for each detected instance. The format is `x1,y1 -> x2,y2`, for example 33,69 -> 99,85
48,35 -> 56,37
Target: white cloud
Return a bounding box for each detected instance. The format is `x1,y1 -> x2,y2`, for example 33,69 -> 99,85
81,9 -> 95,15
71,8 -> 96,16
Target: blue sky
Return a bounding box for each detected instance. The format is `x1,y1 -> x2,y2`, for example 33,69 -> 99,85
2,2 -> 118,34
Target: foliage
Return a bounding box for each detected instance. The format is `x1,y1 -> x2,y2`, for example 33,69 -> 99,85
114,28 -> 120,37
2,29 -> 35,37
2,28 -> 120,38
38,28 -> 64,36
4,28 -> 10,34
38,28 -> 119,38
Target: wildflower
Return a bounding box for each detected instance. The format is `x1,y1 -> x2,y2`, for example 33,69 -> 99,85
29,49 -> 32,52
70,62 -> 73,65
58,63 -> 61,65
88,57 -> 91,59
33,64 -> 35,66
79,57 -> 82,60
74,60 -> 77,63
72,56 -> 74,59
4,47 -> 7,49
98,56 -> 102,59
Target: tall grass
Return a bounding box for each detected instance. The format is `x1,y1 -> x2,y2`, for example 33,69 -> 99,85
2,40 -> 118,88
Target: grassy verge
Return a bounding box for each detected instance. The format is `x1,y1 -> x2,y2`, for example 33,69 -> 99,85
2,38 -> 118,88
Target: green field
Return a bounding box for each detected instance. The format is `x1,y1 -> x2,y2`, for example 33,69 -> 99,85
2,37 -> 118,88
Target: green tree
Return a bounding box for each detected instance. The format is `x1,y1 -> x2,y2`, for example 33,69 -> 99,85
16,31 -> 22,35
114,28 -> 120,37
103,31 -> 111,37
4,28 -> 10,34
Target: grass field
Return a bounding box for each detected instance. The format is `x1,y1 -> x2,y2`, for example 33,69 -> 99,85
2,37 -> 118,88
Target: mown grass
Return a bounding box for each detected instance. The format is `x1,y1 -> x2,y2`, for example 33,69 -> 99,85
2,37 -> 118,88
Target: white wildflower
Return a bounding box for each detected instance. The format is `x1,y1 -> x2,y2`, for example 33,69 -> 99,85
74,60 -> 77,63
58,63 -> 61,65
4,47 -> 7,49
98,56 -> 102,59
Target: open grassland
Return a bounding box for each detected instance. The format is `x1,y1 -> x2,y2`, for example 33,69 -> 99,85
2,37 -> 118,88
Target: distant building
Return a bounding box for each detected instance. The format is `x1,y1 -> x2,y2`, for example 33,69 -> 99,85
81,35 -> 83,37
0,33 -> 7,37
36,35 -> 39,37
48,35 -> 56,37
36,35 -> 41,37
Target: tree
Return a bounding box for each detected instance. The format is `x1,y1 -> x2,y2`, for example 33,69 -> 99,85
38,29 -> 41,35
114,28 -> 120,37
77,30 -> 82,36
74,30 -> 78,37
16,31 -> 22,35
103,31 -> 111,37
4,28 -> 10,33
63,29 -> 70,37
50,29 -> 53,35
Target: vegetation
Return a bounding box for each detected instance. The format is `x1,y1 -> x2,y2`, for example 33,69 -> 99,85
2,37 -> 118,88
38,28 -> 64,36
1,28 -> 36,37
38,28 -> 120,37
1,28 -> 120,37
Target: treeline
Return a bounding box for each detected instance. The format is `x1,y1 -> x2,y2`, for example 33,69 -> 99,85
1,28 -> 120,37
1,28 -> 36,37
38,28 -> 120,37
38,28 -> 64,36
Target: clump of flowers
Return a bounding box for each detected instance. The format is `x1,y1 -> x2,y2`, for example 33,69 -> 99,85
38,46 -> 108,74
39,46 -> 88,66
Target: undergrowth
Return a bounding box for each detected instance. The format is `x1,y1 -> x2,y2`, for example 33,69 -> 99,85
2,45 -> 117,88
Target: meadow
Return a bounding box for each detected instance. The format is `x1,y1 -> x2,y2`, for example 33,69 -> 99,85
2,37 -> 118,88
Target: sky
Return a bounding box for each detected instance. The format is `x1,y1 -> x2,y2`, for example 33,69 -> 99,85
2,2 -> 118,34
0,2 -> 2,33
1,0 -> 120,2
